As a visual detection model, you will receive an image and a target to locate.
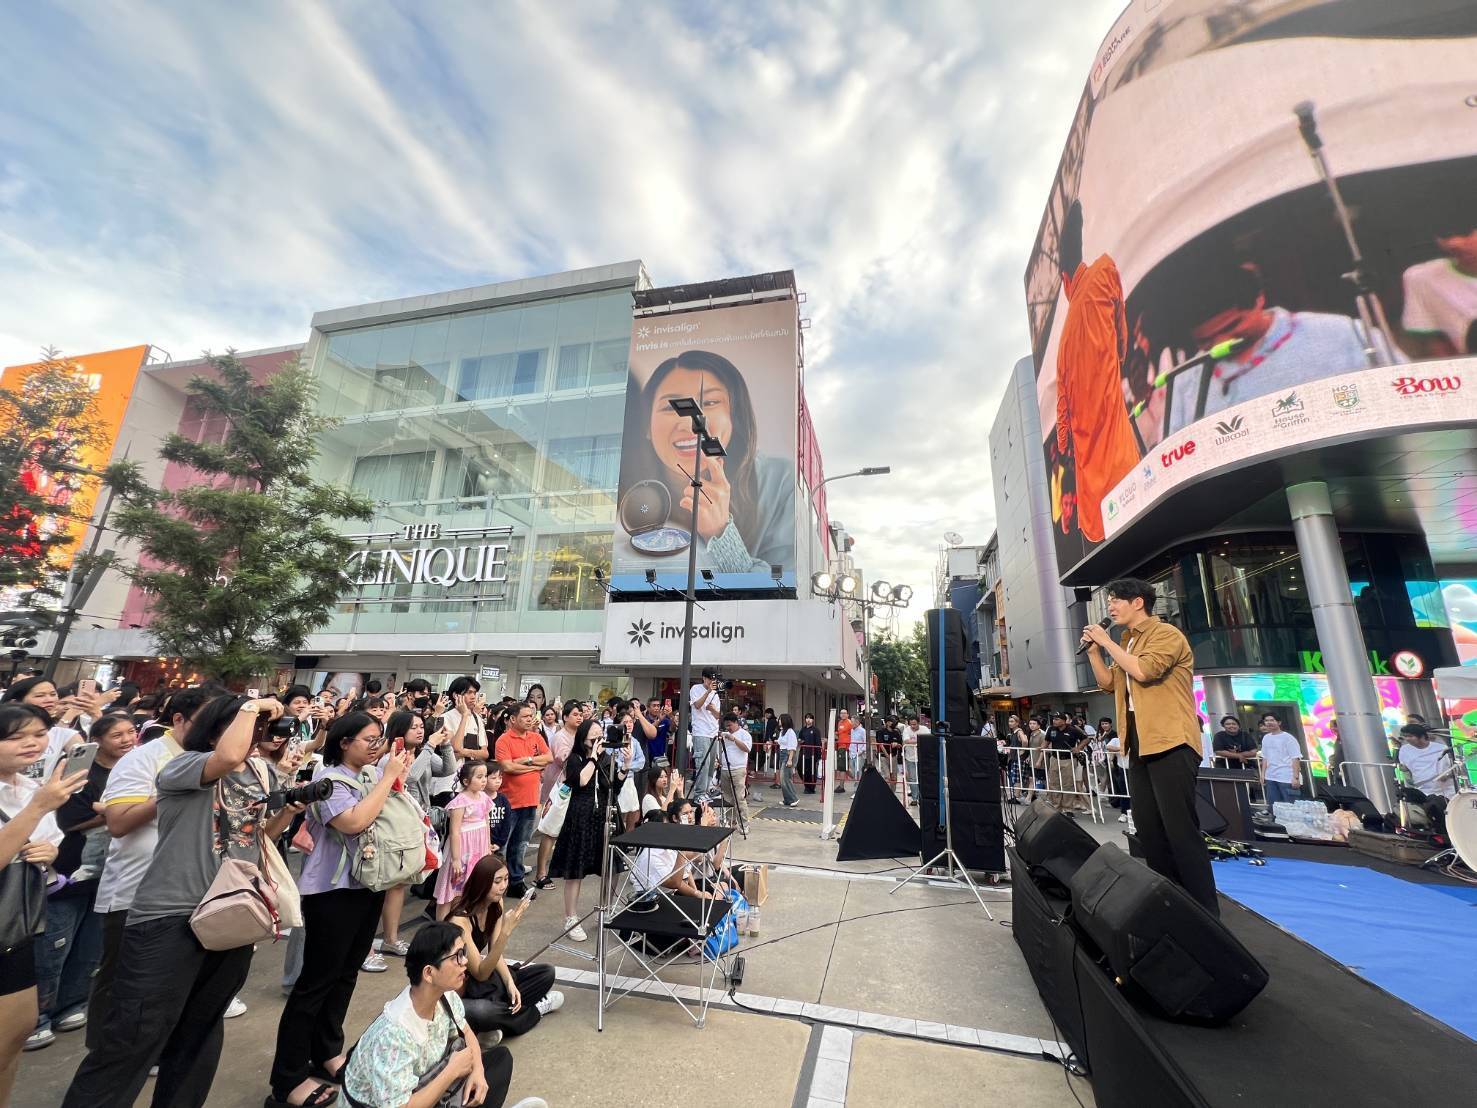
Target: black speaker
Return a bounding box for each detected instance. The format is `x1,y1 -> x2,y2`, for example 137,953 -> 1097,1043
1068,844 -> 1268,1024
930,671 -> 972,731
915,734 -> 1004,872
1013,798 -> 1100,892
921,800 -> 1004,872
917,735 -> 999,804
925,608 -> 967,671
1315,783 -> 1384,829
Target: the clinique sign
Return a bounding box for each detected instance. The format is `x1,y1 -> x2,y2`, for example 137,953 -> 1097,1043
343,521 -> 513,599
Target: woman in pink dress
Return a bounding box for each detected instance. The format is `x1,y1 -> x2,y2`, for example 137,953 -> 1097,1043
434,761 -> 493,917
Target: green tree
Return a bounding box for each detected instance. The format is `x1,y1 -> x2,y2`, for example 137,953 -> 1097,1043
0,349 -> 107,608
869,624 -> 930,718
106,352 -> 376,683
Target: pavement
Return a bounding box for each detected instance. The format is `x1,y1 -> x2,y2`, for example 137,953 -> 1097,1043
15,777 -> 1102,1107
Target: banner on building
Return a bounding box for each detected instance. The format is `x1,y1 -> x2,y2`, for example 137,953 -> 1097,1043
611,298 -> 799,595
1025,0 -> 1477,576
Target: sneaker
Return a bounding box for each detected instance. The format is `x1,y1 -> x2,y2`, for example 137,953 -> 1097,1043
23,1026 -> 54,1051
564,917 -> 587,942
224,996 -> 247,1019
379,939 -> 409,957
507,882 -> 528,901
1117,814 -> 1128,824
149,1066 -> 159,1078
535,990 -> 565,1016
834,785 -> 845,794
908,800 -> 918,807
54,1010 -> 87,1033
508,1099 -> 550,1108
361,952 -> 388,973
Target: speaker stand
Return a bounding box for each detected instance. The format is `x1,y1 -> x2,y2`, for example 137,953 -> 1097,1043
890,727 -> 994,918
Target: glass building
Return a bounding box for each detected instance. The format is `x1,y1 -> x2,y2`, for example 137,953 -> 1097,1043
300,262 -> 651,699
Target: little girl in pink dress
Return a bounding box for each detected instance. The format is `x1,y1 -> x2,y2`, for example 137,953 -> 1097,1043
434,761 -> 493,916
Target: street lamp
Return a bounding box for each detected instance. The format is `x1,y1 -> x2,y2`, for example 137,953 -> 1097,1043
810,570 -> 912,758
669,397 -> 727,788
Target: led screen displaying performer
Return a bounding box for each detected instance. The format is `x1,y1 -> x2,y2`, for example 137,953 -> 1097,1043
1024,0 -> 1477,574
612,298 -> 798,594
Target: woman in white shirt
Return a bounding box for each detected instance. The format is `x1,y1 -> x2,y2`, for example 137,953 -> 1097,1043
0,705 -> 89,1104
777,714 -> 799,808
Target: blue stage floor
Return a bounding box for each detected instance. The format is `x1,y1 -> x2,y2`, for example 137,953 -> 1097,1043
1215,858 -> 1477,1040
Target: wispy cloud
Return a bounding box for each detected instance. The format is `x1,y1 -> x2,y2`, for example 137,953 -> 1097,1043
0,0 -> 1119,613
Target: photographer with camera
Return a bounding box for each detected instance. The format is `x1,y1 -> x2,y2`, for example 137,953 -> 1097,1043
687,668 -> 724,791
62,695 -> 293,1108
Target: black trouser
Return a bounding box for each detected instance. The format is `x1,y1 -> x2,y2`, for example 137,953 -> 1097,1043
270,886 -> 384,1096
345,1043 -> 513,1108
61,915 -> 254,1108
461,961 -> 556,1038
798,746 -> 818,791
1126,715 -> 1218,916
84,908 -> 129,1052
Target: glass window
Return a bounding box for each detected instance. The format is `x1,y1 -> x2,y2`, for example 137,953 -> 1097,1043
529,531 -> 611,611
455,350 -> 545,402
555,343 -> 591,390
439,442 -> 538,501
589,339 -> 629,388
544,434 -> 620,490
351,451 -> 436,504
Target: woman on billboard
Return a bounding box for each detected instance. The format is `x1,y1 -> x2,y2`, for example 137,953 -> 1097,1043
621,349 -> 794,574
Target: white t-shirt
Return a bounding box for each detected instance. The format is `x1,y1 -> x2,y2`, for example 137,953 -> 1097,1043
633,846 -> 676,892
688,684 -> 720,739
720,725 -> 751,772
433,706 -> 486,795
851,725 -> 867,753
777,728 -> 798,757
1259,731 -> 1302,783
1399,741 -> 1455,798
1402,257 -> 1477,353
900,724 -> 919,763
0,773 -> 63,846
94,735 -> 184,914
640,791 -> 661,817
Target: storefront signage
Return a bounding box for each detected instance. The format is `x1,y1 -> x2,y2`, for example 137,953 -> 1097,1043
625,618 -> 746,647
1298,648 -> 1425,679
342,521 -> 513,597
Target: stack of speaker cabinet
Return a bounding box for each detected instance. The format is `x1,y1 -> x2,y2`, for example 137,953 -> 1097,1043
924,607 -> 972,729
916,734 -> 1005,873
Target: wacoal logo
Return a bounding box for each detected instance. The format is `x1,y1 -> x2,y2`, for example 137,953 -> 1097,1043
1160,441 -> 1196,468
627,619 -> 653,647
1214,416 -> 1245,436
1393,375 -> 1461,395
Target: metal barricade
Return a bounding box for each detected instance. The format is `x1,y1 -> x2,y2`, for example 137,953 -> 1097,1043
1339,760 -> 1398,801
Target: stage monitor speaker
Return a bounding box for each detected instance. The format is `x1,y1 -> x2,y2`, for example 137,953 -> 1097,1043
1315,783 -> 1384,829
1013,799 -> 1100,893
925,608 -> 967,671
1068,844 -> 1268,1024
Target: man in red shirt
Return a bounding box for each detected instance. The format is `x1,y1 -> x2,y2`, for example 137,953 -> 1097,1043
1055,200 -> 1140,544
835,709 -> 853,794
495,702 -> 551,898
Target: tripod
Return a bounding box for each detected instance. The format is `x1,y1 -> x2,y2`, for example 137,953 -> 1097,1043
554,740 -> 626,965
891,723 -> 994,917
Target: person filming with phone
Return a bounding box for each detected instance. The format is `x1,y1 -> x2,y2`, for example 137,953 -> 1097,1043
688,668 -> 723,790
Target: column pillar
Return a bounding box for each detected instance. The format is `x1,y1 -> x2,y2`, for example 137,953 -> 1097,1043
1200,675 -> 1238,734
1397,678 -> 1441,727
1287,482 -> 1393,810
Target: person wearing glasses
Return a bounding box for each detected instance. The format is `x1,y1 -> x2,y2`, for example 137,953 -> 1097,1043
342,922 -> 548,1108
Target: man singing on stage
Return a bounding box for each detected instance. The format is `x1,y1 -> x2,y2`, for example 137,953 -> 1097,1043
1082,578 -> 1217,915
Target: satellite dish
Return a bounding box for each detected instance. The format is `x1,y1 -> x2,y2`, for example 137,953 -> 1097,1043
943,531 -> 963,546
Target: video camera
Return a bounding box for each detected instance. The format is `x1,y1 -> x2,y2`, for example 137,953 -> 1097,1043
703,667 -> 734,692
265,776 -> 333,814
255,715 -> 299,743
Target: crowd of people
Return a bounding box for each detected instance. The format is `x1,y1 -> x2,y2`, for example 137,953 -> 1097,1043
3,670 -> 705,1107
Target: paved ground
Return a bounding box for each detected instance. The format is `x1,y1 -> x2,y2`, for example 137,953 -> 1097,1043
16,781 -> 1104,1107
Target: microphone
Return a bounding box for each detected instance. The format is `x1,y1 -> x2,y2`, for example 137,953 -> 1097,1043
1077,616 -> 1112,656
1293,100 -> 1321,151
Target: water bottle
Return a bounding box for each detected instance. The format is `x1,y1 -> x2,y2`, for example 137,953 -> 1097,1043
749,905 -> 761,936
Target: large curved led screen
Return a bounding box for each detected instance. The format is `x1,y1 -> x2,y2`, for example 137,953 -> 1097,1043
1025,0 -> 1477,575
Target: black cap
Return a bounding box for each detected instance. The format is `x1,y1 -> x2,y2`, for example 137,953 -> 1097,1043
701,666 -> 719,680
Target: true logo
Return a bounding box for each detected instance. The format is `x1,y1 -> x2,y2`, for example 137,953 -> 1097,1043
1160,441 -> 1196,468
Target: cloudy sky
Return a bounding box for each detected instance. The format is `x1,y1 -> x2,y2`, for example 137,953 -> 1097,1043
0,0 -> 1120,621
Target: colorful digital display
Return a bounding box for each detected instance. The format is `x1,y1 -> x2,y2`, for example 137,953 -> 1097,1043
1192,672 -> 1406,779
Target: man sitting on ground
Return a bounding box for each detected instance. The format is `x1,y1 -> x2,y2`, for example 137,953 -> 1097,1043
343,923 -> 545,1108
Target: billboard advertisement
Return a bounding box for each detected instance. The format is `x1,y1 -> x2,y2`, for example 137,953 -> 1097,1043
611,298 -> 798,594
1025,0 -> 1477,575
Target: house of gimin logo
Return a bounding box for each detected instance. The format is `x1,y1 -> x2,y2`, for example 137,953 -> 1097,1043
1271,391 -> 1309,427
627,619 -> 653,647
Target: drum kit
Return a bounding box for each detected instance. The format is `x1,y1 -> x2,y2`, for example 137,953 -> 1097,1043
1410,729 -> 1477,879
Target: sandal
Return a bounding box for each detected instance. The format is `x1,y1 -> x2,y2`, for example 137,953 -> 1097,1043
263,1081 -> 339,1108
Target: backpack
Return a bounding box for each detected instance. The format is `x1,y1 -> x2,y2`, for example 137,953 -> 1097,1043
318,769 -> 428,892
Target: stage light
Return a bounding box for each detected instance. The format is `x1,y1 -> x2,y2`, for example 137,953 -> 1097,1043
594,568 -> 606,583
838,574 -> 858,595
645,569 -> 658,584
770,564 -> 783,582
701,569 -> 716,583
669,397 -> 701,418
813,571 -> 834,591
872,580 -> 892,600
893,584 -> 913,603
700,434 -> 726,458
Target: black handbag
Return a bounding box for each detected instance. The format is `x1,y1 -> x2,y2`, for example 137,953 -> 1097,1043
0,808 -> 49,952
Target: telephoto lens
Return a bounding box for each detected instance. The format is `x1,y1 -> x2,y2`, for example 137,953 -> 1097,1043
266,776 -> 333,813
